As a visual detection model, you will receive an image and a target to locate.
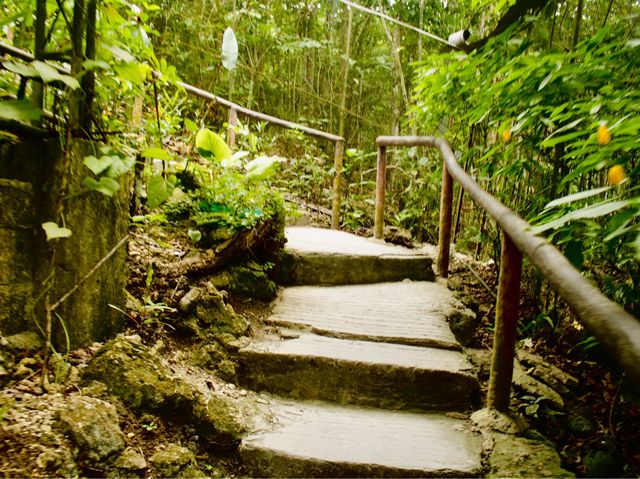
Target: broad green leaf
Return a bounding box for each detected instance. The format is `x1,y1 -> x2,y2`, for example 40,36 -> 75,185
195,128 -> 232,161
188,229 -> 202,243
31,61 -> 61,83
142,147 -> 173,162
42,222 -> 72,241
245,156 -> 283,180
82,59 -> 111,71
83,155 -> 114,175
634,233 -> 640,261
32,61 -> 80,90
0,100 -> 42,122
83,176 -> 120,196
102,43 -> 136,63
531,200 -> 630,234
115,62 -> 144,85
541,130 -> 585,148
147,174 -> 177,209
604,209 -> 640,242
544,186 -> 612,210
222,27 -> 239,70
1,60 -> 38,77
184,118 -> 198,132
222,150 -> 250,169
105,154 -> 135,178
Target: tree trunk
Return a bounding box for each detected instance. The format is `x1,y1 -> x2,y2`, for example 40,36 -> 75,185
33,0 -> 47,111
338,5 -> 353,138
571,0 -> 584,50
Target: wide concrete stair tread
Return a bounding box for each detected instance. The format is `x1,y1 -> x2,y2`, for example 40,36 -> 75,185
281,227 -> 434,285
267,281 -> 467,349
239,332 -> 478,410
240,399 -> 484,478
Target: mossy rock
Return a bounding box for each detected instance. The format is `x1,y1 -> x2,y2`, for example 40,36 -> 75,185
178,284 -> 249,337
57,396 -> 125,462
216,264 -> 277,301
193,394 -> 252,443
488,433 -> 574,478
192,343 -> 229,369
82,335 -> 195,413
149,443 -> 195,477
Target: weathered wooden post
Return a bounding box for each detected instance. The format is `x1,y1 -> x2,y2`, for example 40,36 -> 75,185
227,107 -> 238,148
437,162 -> 453,277
487,232 -> 523,411
374,145 -> 387,239
331,138 -> 345,230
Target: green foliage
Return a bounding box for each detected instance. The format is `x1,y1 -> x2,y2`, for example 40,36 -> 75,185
412,15 -> 640,315
82,146 -> 135,197
147,174 -> 177,209
41,222 -> 72,241
195,128 -> 232,162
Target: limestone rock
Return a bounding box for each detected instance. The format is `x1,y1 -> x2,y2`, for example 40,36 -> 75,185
82,335 -> 259,448
177,284 -> 249,336
149,443 -> 195,477
114,448 -> 147,471
82,335 -> 195,413
5,331 -> 44,353
512,360 -> 564,409
446,306 -> 478,347
193,394 -> 252,442
57,396 -> 125,462
471,408 -> 525,435
222,264 -> 277,301
517,350 -> 578,394
465,348 -> 492,380
383,226 -> 413,248
488,433 -> 574,478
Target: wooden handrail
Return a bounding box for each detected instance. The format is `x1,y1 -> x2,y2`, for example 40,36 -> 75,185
0,42 -> 346,228
375,135 -> 640,408
171,80 -> 345,229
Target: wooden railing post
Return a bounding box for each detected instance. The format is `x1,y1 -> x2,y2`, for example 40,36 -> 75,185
331,139 -> 345,230
374,145 -> 387,239
437,162 -> 453,277
487,232 -> 523,412
227,107 -> 237,148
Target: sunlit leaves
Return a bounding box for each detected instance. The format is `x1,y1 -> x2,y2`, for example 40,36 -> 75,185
83,176 -> 121,197
42,222 -> 72,241
221,27 -> 239,71
142,147 -> 173,162
195,128 -> 232,161
147,174 -> 177,209
0,100 -> 42,122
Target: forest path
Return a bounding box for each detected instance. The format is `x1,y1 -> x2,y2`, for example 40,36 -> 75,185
236,227 -> 485,477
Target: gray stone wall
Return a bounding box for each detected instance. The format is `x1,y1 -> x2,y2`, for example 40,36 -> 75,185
0,139 -> 129,349
0,179 -> 35,334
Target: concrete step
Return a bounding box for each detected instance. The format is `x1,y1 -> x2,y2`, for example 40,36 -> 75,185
239,331 -> 479,411
265,281 -> 473,350
240,398 -> 483,478
280,227 -> 434,285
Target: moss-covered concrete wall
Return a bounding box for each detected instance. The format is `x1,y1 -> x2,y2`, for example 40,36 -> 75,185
0,179 -> 35,334
0,139 -> 130,349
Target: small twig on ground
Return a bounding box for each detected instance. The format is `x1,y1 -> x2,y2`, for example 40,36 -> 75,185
460,258 -> 497,300
609,373 -> 625,437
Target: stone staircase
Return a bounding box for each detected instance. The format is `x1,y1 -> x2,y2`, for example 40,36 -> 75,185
237,227 -> 485,477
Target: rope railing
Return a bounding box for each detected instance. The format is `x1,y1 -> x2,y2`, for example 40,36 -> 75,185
375,135 -> 640,410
